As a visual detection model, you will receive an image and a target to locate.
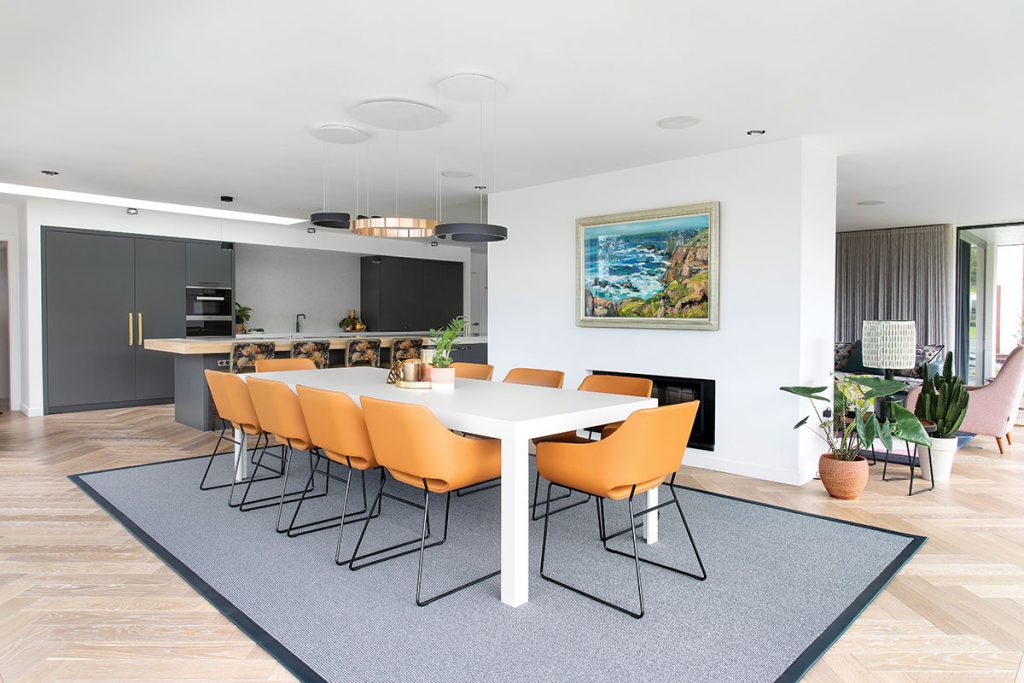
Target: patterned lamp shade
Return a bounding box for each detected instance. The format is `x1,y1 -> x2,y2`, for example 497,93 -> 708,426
862,320 -> 917,369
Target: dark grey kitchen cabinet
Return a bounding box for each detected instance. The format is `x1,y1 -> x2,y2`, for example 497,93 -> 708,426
451,343 -> 488,364
44,228 -> 199,413
186,241 -> 233,287
135,238 -> 185,400
45,230 -> 137,410
361,256 -> 463,332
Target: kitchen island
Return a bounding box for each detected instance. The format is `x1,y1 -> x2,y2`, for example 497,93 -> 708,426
145,333 -> 488,430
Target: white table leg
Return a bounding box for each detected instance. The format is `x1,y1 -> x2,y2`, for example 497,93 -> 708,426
643,486 -> 659,544
500,429 -> 529,606
233,428 -> 250,482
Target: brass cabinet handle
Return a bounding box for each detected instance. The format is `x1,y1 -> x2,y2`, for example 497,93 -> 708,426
137,312 -> 143,346
128,312 -> 133,346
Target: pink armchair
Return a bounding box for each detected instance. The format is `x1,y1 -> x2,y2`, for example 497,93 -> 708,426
907,345 -> 1024,454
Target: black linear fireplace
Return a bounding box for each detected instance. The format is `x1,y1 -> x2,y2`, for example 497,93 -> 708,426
592,370 -> 715,451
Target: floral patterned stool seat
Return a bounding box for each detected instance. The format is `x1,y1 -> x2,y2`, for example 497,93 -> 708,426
346,339 -> 382,367
390,338 -> 423,363
230,342 -> 277,374
290,340 -> 331,369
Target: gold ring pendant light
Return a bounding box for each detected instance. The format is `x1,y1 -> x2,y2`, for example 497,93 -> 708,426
350,216 -> 438,238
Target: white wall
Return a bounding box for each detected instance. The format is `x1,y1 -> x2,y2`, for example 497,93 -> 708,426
235,244 -> 361,334
15,197 -> 472,415
0,201 -> 21,411
0,244 -> 8,405
470,249 -> 488,335
488,138 -> 837,485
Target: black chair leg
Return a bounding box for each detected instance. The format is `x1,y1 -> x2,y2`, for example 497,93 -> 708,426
531,470 -> 586,521
348,473 -> 445,571
414,484 -> 499,607
540,482 -> 645,618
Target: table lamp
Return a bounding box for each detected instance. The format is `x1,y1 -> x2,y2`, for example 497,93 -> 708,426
862,320 -> 917,421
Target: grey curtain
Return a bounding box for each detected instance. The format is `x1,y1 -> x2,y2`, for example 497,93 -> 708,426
836,225 -> 951,345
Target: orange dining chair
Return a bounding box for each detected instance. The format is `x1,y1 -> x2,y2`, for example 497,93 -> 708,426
296,386 -> 387,557
536,401 -> 705,618
202,370 -> 282,503
242,377 -> 327,532
452,362 -> 494,381
349,396 -> 501,606
503,367 -> 565,388
529,373 -> 655,520
254,357 -> 317,372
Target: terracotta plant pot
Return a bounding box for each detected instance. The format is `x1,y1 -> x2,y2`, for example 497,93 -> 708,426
235,323 -> 246,334
818,453 -> 869,500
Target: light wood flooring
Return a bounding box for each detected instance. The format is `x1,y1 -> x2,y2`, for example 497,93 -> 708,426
1,405 -> 1024,681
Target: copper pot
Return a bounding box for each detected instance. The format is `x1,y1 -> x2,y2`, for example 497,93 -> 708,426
818,453 -> 869,500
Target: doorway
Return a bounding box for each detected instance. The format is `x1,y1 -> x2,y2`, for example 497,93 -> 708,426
0,242 -> 9,412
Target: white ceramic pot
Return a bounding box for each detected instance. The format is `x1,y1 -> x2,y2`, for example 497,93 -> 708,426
920,436 -> 957,483
429,366 -> 455,391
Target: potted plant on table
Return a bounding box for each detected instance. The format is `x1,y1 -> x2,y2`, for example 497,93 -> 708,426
914,352 -> 969,483
781,376 -> 932,500
234,302 -> 252,335
427,316 -> 467,390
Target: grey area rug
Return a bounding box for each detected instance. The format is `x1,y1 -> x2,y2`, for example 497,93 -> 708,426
72,451 -> 924,683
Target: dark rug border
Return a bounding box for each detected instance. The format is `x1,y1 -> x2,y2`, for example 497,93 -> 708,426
71,458 -> 927,683
69,469 -> 328,683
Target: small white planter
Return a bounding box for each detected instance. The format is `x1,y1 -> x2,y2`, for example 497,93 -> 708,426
429,366 -> 455,391
920,436 -> 958,483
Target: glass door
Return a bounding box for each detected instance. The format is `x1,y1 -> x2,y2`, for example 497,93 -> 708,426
957,235 -> 986,384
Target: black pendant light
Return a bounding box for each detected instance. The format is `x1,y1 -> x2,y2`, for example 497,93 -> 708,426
435,75 -> 508,242
310,212 -> 351,229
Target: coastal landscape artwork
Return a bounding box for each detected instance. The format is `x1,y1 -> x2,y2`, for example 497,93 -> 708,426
577,202 -> 719,330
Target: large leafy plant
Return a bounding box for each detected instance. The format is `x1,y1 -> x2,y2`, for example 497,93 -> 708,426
428,317 -> 467,368
781,375 -> 931,461
235,302 -> 252,326
914,351 -> 969,438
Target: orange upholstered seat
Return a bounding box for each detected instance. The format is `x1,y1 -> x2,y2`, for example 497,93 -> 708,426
361,396 -> 500,492
452,362 -> 494,380
503,367 -> 565,388
255,357 -> 317,372
297,385 -> 377,471
205,370 -> 262,436
246,377 -> 313,452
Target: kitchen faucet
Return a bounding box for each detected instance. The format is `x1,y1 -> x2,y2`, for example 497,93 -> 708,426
295,313 -> 306,333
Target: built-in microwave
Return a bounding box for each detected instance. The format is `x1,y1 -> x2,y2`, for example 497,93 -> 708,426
186,286 -> 233,337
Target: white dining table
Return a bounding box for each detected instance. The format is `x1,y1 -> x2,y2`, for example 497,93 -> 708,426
233,366 -> 658,607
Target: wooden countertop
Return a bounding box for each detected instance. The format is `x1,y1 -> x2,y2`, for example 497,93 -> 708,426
144,335 -> 487,355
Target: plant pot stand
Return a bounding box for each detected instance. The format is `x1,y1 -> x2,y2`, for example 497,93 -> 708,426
880,418 -> 937,496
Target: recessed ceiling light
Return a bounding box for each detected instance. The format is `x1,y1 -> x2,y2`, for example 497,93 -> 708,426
40,170 -> 59,176
435,73 -> 506,102
746,129 -> 766,136
220,195 -> 233,203
440,170 -> 472,178
126,207 -> 138,215
350,99 -> 446,131
656,116 -> 700,130
856,200 -> 886,206
311,124 -> 370,144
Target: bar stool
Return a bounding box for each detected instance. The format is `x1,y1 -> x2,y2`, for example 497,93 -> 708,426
290,340 -> 331,369
254,357 -> 316,372
241,377 -> 327,532
230,341 -> 276,373
537,401 -> 705,619
201,370 -> 282,504
452,362 -> 494,380
346,339 -> 382,367
350,396 -> 501,606
390,338 -> 423,363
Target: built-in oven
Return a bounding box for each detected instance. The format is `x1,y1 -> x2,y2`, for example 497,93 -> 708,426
186,286 -> 233,337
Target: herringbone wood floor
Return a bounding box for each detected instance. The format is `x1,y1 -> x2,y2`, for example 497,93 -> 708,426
1,406 -> 1023,681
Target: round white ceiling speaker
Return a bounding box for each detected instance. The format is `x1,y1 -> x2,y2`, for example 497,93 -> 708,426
656,115 -> 700,130
440,170 -> 473,178
350,99 -> 447,130
312,124 -> 370,144
435,73 -> 507,102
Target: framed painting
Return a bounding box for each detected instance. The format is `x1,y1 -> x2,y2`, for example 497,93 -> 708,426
576,201 -> 719,330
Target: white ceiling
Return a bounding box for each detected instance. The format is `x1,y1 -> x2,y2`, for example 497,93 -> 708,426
1,0 -> 1022,231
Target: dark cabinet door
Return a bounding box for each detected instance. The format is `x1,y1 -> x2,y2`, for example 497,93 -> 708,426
45,230 -> 136,410
359,255 -> 464,332
186,242 -> 232,287
135,238 -> 185,400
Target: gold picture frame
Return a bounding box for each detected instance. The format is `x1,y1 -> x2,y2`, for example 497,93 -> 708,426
576,201 -> 719,330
